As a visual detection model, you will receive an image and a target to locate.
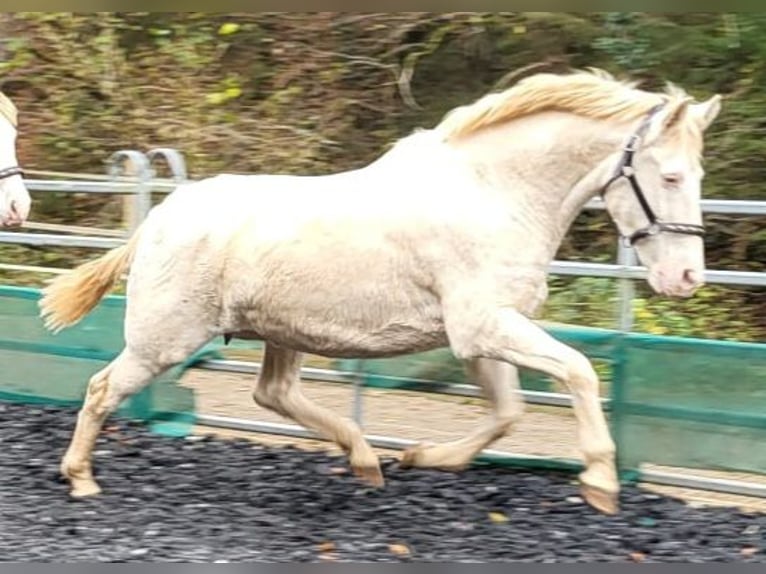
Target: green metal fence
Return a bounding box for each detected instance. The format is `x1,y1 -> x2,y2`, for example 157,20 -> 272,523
0,286 -> 202,436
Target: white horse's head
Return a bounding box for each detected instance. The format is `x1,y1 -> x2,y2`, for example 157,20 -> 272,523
435,70 -> 722,300
0,92 -> 29,227
601,93 -> 722,298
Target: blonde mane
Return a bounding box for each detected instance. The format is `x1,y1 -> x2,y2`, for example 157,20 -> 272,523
435,69 -> 687,141
0,92 -> 17,127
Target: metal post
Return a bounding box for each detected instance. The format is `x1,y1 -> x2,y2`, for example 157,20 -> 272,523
145,147 -> 188,183
616,240 -> 636,332
612,239 -> 636,476
107,150 -> 152,233
351,359 -> 364,426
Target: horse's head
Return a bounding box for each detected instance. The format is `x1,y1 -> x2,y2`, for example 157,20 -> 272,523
0,92 -> 29,228
601,93 -> 721,298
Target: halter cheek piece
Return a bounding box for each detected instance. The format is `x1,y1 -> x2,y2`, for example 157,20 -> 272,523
600,104 -> 706,247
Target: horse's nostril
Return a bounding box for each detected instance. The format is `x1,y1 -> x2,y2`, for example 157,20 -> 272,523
9,200 -> 18,217
682,268 -> 700,287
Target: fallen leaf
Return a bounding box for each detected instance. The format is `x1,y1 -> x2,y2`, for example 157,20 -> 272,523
329,467 -> 348,475
488,511 -> 509,524
629,551 -> 645,562
741,546 -> 758,557
389,543 -> 411,556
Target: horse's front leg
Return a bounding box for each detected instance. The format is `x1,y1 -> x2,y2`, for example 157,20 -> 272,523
401,358 -> 524,470
444,304 -> 618,515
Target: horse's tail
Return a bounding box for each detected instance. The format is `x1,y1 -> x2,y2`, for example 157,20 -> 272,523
39,226 -> 143,333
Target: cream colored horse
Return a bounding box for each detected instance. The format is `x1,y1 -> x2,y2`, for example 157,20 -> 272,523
39,70 -> 721,514
0,92 -> 30,227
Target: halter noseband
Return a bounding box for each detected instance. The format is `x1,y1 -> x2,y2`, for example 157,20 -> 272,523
600,104 -> 706,247
0,166 -> 23,181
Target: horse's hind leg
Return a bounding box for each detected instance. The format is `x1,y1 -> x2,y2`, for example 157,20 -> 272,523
253,342 -> 383,487
61,332 -> 210,497
60,348 -> 158,496
401,358 -> 524,470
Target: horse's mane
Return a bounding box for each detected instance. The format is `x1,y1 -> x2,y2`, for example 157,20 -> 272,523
0,92 -> 17,127
435,69 -> 691,141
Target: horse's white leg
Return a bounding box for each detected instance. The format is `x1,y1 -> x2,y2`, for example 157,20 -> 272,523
252,342 -> 382,487
61,322 -> 212,497
60,347 -> 166,497
445,306 -> 618,514
401,358 -> 523,469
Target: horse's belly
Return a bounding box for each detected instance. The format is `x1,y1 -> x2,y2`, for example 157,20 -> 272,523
221,225 -> 450,357
229,296 -> 448,359
263,323 -> 448,359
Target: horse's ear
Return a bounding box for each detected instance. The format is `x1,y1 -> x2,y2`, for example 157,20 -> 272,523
689,94 -> 722,131
661,97 -> 693,130
644,97 -> 691,144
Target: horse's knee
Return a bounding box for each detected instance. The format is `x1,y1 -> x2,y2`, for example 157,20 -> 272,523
564,351 -> 600,394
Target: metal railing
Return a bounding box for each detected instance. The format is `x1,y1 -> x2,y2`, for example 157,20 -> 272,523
3,148 -> 765,403
2,147 -> 766,498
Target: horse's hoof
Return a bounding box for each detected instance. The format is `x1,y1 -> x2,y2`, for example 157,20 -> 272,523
400,442 -> 468,471
400,441 -> 435,468
352,465 -> 385,488
69,480 -> 102,498
581,483 -> 619,515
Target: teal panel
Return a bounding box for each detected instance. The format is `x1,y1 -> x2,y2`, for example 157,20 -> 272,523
612,333 -> 766,474
0,286 -> 198,436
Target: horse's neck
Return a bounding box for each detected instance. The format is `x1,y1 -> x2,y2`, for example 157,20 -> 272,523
450,113 -> 622,255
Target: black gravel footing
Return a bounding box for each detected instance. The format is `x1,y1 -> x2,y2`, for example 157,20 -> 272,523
0,401 -> 764,562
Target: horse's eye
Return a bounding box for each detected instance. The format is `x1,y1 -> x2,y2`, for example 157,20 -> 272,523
662,173 -> 683,187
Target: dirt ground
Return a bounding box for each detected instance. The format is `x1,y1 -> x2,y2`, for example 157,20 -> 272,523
179,367 -> 766,513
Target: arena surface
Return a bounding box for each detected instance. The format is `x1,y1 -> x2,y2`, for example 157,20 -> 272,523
0,402 -> 764,563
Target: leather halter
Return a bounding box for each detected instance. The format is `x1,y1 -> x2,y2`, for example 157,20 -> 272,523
0,166 -> 23,181
600,104 -> 706,247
